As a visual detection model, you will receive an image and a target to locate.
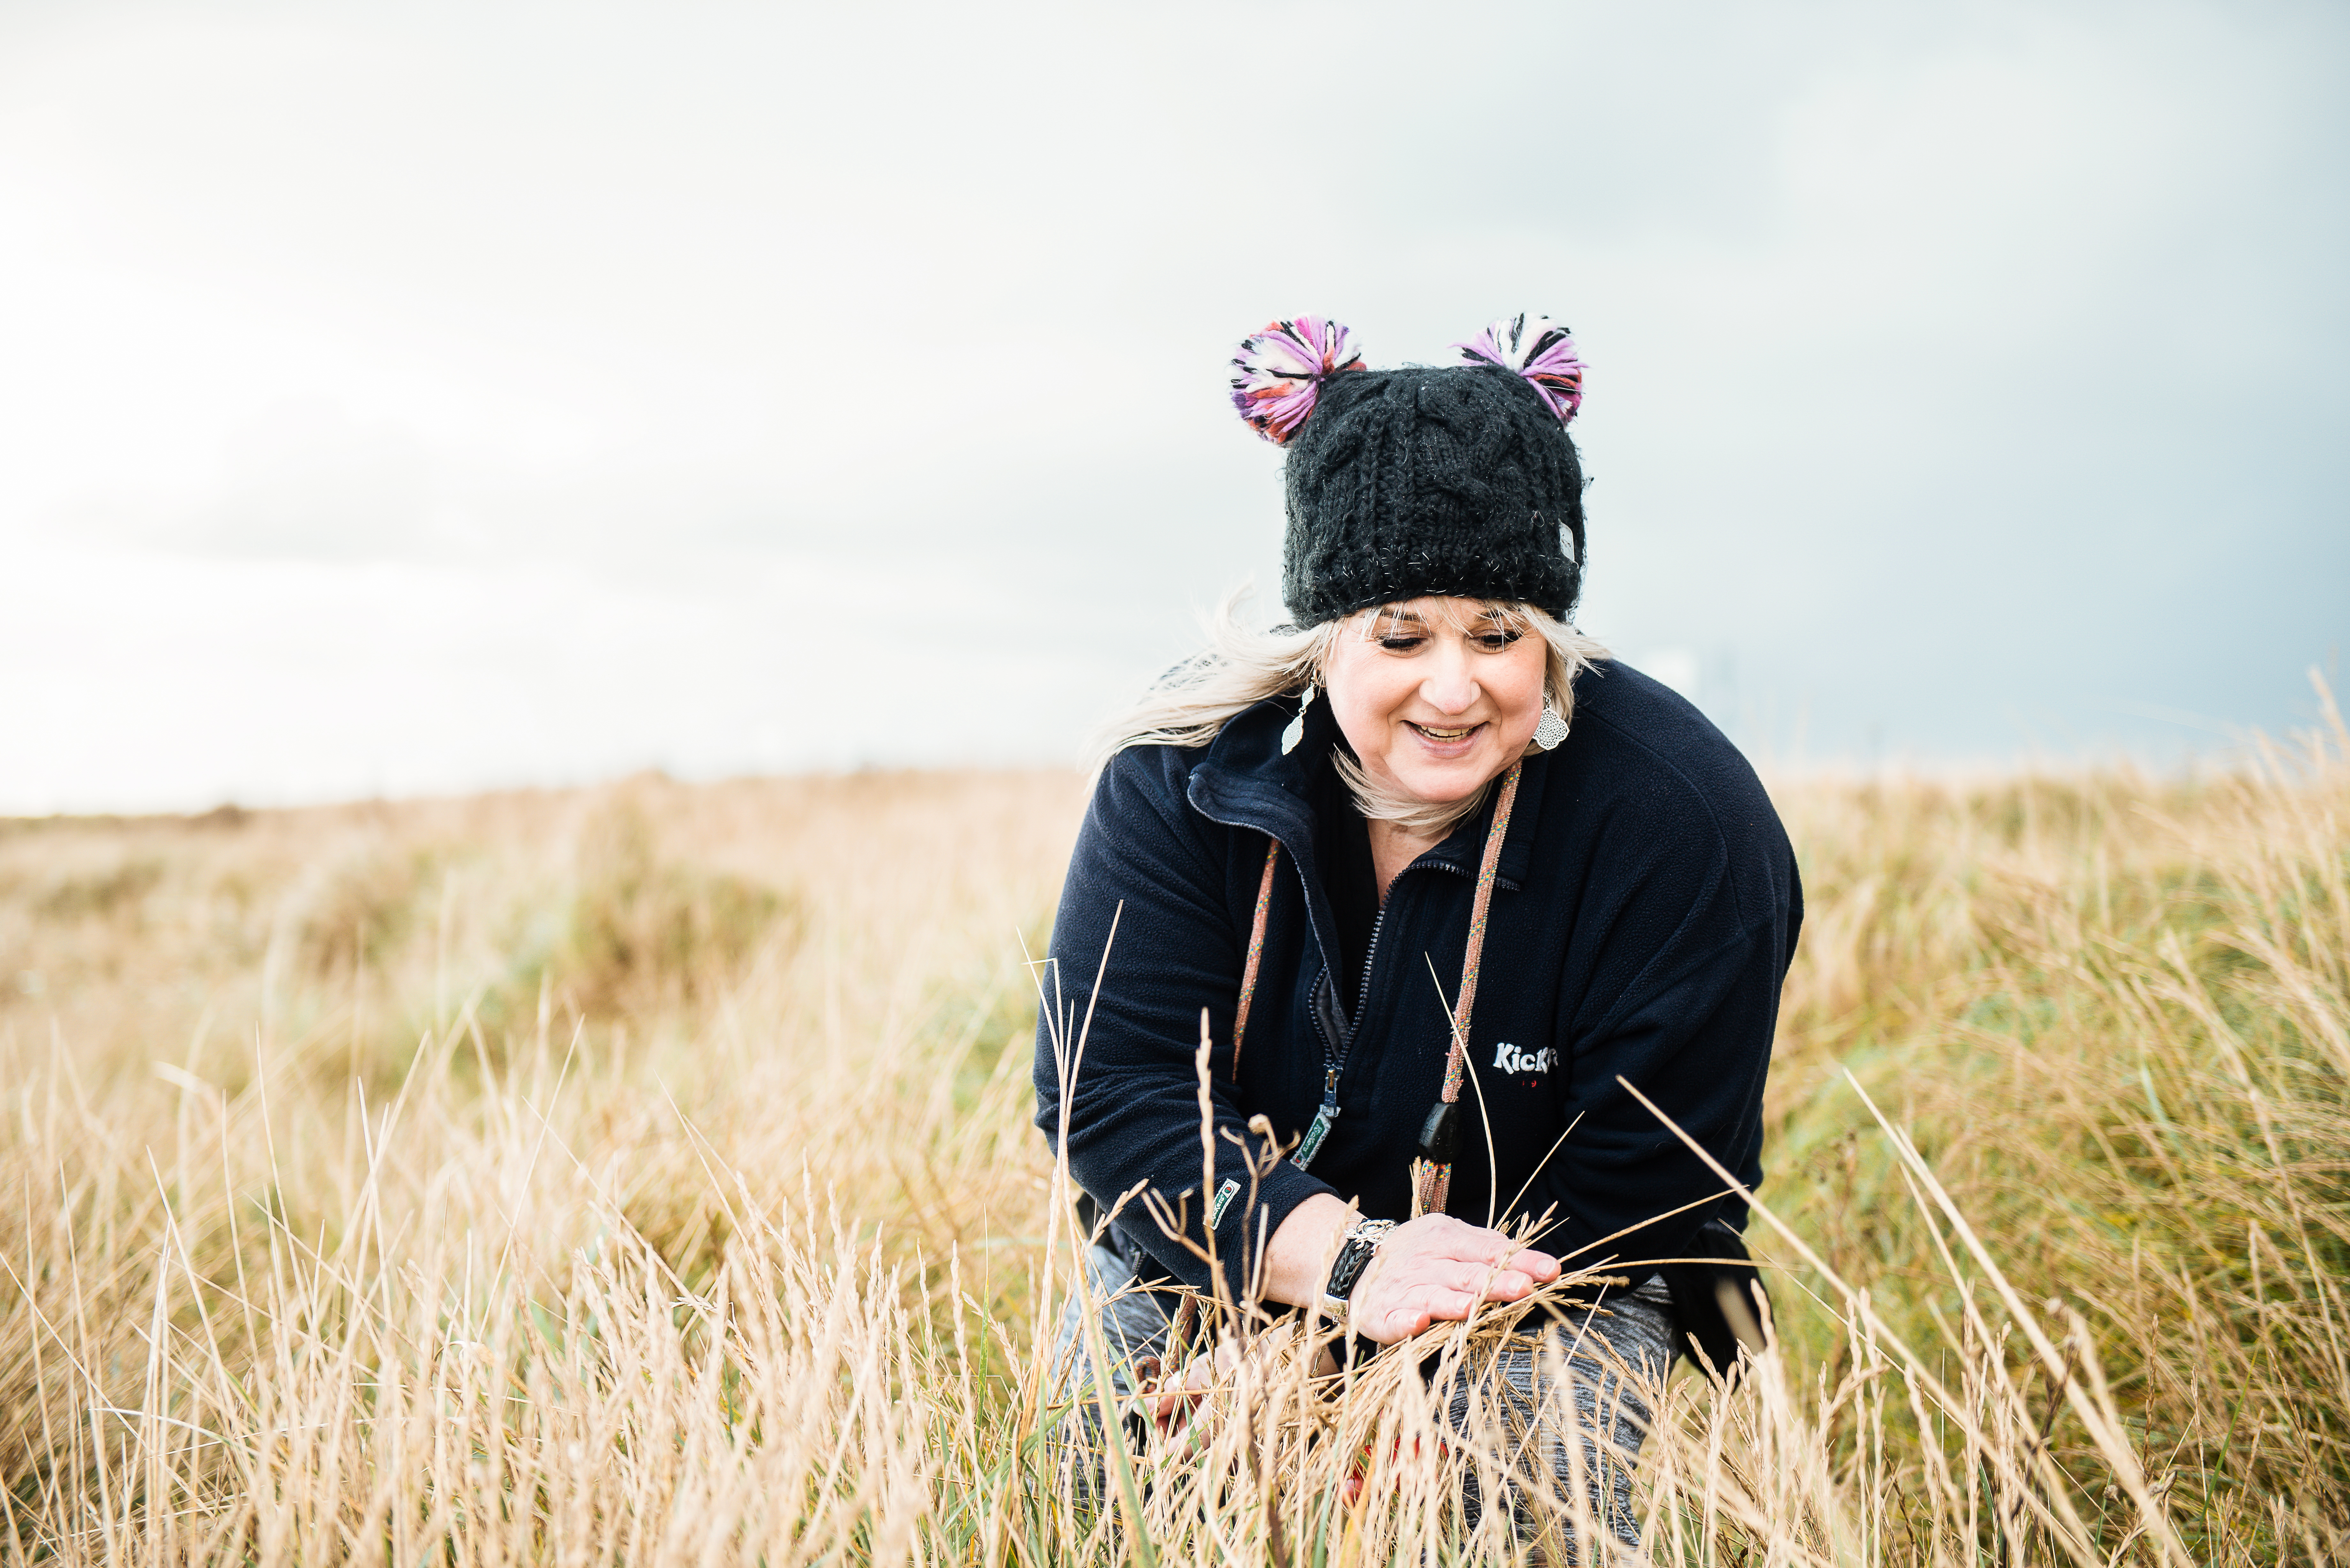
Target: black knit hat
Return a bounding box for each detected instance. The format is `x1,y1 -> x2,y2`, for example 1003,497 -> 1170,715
1230,315 -> 1588,627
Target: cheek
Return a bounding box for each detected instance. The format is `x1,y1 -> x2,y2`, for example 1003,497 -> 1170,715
1321,657 -> 1406,750
1489,648 -> 1550,727
1323,681 -> 1389,749
1499,655 -> 1548,712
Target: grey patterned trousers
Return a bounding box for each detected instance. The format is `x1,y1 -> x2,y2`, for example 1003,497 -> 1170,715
1053,1240 -> 1676,1556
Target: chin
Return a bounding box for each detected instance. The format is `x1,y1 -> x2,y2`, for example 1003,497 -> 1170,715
1395,761 -> 1498,804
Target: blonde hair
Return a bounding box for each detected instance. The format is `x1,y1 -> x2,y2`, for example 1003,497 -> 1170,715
1093,590 -> 1609,837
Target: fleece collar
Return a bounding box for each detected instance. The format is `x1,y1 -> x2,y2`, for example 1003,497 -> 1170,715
1185,694 -> 1550,895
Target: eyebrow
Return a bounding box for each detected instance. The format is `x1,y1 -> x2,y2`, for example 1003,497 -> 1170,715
1370,608 -> 1510,630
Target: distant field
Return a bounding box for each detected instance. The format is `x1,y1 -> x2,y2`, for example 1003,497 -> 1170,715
1,741 -> 2343,1564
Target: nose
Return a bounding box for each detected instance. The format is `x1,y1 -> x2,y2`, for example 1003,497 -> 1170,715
1419,641 -> 1480,715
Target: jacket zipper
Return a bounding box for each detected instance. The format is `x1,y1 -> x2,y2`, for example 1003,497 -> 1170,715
1293,896 -> 1389,1170
1199,810 -> 1346,1167
1350,902 -> 1389,1044
1192,800 -> 1431,1174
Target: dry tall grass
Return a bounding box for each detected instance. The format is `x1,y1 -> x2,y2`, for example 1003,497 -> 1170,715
1,714 -> 2343,1564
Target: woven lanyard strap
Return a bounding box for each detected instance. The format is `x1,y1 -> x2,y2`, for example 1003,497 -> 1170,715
1229,837 -> 1282,1074
1229,759 -> 1520,1215
1411,760 -> 1524,1217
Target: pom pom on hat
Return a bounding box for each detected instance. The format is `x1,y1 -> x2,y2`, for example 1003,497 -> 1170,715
1230,316 -> 1364,446
1454,313 -> 1585,425
1262,312 -> 1589,625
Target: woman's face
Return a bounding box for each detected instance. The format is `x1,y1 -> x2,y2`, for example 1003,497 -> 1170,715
1321,598 -> 1548,810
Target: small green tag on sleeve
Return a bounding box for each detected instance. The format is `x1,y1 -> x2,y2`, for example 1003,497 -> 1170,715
1207,1178 -> 1240,1228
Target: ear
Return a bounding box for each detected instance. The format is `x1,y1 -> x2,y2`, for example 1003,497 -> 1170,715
1229,316 -> 1364,446
1455,314 -> 1584,425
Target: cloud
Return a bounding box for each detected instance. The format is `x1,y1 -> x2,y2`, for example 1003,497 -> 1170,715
0,0 -> 2343,808
164,400 -> 437,561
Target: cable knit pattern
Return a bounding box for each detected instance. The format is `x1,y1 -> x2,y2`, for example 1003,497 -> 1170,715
1278,359 -> 1585,625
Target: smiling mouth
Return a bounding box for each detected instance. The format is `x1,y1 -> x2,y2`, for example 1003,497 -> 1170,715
1406,721 -> 1485,743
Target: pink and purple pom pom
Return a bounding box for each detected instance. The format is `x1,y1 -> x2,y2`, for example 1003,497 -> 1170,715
1230,316 -> 1363,445
1455,314 -> 1585,425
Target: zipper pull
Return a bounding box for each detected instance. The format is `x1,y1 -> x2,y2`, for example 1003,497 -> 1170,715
1293,1070 -> 1342,1169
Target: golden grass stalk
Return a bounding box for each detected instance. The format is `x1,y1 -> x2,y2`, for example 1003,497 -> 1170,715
0,708 -> 2341,1563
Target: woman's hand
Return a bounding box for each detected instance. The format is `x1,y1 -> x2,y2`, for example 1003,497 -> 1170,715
1141,1321 -> 1331,1439
1346,1214 -> 1559,1344
1139,1215 -> 1555,1441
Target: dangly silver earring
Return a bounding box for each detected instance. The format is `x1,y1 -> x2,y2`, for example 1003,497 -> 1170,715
1281,684 -> 1316,754
1533,705 -> 1569,750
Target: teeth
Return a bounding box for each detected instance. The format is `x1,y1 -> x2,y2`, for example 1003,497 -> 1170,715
1416,725 -> 1476,740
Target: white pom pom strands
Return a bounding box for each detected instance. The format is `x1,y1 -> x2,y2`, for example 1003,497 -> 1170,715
1232,313 -> 1583,439
1230,316 -> 1364,446
1455,313 -> 1586,425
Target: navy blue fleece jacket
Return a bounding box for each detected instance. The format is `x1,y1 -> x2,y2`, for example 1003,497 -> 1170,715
1032,660 -> 1801,1300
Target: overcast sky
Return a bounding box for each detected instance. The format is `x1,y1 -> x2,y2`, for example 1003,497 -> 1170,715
3,0 -> 2345,812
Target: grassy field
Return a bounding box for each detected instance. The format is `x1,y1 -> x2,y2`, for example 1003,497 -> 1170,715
1,718 -> 2344,1564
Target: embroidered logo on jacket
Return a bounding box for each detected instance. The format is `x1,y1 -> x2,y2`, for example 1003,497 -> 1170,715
1492,1042 -> 1556,1076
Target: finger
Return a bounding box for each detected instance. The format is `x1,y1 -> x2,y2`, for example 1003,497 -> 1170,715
1437,1259 -> 1540,1296
1425,1217 -> 1518,1263
1151,1388 -> 1202,1435
1394,1303 -> 1445,1338
1368,1294 -> 1453,1341
1444,1262 -> 1509,1295
1470,1267 -> 1535,1299
1415,1286 -> 1482,1323
1509,1247 -> 1562,1280
1479,1235 -> 1525,1263
1464,1231 -> 1552,1270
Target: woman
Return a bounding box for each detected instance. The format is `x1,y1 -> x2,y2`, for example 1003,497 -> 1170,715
1033,314 -> 1802,1540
